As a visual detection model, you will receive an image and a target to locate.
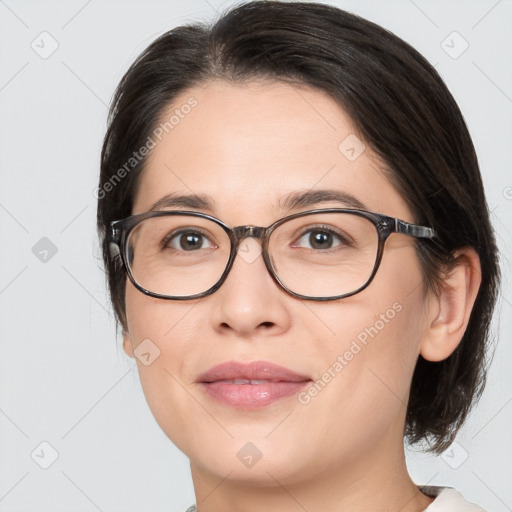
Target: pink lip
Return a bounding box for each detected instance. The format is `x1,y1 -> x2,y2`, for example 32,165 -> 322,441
196,360 -> 312,410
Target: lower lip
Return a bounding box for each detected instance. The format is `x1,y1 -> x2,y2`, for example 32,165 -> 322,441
199,381 -> 311,410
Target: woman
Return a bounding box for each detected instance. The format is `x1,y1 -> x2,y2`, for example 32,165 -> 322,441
97,2 -> 500,510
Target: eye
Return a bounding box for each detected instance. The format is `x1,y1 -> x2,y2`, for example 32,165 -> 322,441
292,226 -> 350,250
162,228 -> 216,251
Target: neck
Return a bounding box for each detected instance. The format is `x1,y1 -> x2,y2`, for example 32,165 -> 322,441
189,433 -> 435,512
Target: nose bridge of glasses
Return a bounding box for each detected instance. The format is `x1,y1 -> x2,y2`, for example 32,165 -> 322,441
232,225 -> 267,246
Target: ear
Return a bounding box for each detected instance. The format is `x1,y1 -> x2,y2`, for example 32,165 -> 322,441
122,330 -> 135,358
420,247 -> 482,362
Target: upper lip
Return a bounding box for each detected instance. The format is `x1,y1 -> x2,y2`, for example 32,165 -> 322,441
196,360 -> 312,383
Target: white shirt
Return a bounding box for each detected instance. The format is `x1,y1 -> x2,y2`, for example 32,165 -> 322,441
185,486 -> 487,511
419,486 -> 487,511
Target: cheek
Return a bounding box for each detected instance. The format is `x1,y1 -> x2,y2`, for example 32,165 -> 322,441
266,287 -> 425,471
124,278 -> 202,347
305,293 -> 420,400
123,282 -> 202,450
302,246 -> 427,420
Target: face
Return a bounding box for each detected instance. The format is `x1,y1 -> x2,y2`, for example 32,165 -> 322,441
123,79 -> 431,489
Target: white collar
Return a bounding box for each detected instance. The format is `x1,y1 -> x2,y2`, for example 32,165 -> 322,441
418,486 -> 487,511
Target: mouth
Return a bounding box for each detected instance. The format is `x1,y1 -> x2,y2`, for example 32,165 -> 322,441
196,360 -> 312,410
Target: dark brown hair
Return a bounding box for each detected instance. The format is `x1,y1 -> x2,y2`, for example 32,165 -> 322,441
97,1 -> 500,454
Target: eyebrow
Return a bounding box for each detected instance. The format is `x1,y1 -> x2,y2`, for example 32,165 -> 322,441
148,193 -> 215,213
279,189 -> 367,211
147,189 -> 368,214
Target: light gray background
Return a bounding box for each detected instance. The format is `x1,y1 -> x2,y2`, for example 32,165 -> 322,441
0,0 -> 511,511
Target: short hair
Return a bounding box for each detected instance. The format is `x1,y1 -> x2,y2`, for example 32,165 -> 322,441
97,1 -> 500,454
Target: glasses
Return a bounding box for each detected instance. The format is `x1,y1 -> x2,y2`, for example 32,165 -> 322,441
108,208 -> 435,301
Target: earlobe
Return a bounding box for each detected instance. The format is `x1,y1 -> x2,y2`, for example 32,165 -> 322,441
122,331 -> 135,358
420,247 -> 482,362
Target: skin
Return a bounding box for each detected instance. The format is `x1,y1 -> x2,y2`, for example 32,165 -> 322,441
121,80 -> 481,512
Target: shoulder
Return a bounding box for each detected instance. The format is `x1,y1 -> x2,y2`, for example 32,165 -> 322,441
419,485 -> 487,511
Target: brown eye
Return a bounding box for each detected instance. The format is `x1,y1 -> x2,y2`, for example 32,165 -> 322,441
292,226 -> 351,250
162,229 -> 216,251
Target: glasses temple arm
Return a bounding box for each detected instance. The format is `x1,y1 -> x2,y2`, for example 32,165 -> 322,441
394,219 -> 435,239
107,224 -> 122,258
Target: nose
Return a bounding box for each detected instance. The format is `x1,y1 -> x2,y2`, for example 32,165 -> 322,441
208,231 -> 292,337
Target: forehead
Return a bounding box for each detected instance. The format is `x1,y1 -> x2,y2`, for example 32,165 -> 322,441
132,79 -> 410,223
